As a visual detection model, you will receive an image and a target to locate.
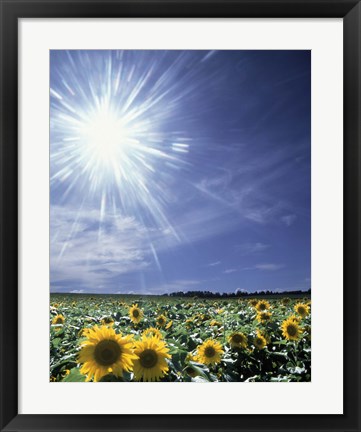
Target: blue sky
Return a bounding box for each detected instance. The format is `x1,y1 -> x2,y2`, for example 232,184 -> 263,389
50,50 -> 310,295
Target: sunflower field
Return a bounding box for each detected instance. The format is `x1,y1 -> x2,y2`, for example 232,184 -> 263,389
50,295 -> 311,382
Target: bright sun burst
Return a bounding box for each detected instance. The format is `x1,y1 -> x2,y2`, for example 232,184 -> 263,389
50,50 -> 201,268
77,104 -> 135,182
81,108 -> 130,165
50,51 -> 193,231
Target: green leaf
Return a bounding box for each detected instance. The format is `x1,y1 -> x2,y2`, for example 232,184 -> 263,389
62,368 -> 86,382
52,338 -> 61,348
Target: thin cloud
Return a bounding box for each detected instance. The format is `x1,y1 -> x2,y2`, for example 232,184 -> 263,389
235,242 -> 270,255
235,288 -> 249,294
242,263 -> 285,271
207,261 -> 221,267
281,214 -> 297,226
254,263 -> 285,271
243,202 -> 284,225
50,205 -> 150,290
223,268 -> 238,274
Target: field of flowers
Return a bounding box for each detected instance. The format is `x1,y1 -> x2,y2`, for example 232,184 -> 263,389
50,294 -> 311,382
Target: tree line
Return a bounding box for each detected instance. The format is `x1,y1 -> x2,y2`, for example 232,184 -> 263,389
165,288 -> 311,298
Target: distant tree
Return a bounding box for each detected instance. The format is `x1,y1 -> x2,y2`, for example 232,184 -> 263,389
164,288 -> 310,298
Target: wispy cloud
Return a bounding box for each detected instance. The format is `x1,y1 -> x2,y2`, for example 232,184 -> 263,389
207,261 -> 221,267
281,214 -> 297,226
197,171 -> 232,192
235,288 -> 249,294
194,141 -> 307,228
223,268 -> 238,274
243,204 -> 282,224
254,263 -> 285,271
50,205 -> 150,290
235,242 -> 270,255
242,263 -> 285,271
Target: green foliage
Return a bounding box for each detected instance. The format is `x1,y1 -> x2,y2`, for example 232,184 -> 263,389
50,294 -> 311,382
62,367 -> 86,382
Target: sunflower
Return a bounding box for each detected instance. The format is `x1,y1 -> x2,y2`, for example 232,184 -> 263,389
282,297 -> 291,305
78,328 -> 92,338
253,332 -> 267,350
62,369 -> 71,378
195,339 -> 223,365
142,327 -> 163,339
156,314 -> 167,327
185,318 -> 194,329
256,311 -> 272,323
281,317 -> 302,341
294,303 -> 310,318
129,304 -> 143,324
184,365 -> 199,378
78,325 -> 137,382
210,319 -> 222,327
133,336 -> 171,382
185,352 -> 196,362
165,320 -> 173,330
101,316 -> 114,326
52,314 -> 65,325
249,299 -> 259,307
255,300 -> 270,312
228,332 -> 247,349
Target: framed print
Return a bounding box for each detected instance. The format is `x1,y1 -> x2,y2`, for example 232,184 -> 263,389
0,1 -> 360,431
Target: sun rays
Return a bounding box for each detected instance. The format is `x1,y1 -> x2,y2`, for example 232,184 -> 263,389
50,50 -> 192,232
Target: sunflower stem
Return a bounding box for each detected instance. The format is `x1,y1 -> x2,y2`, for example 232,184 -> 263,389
293,341 -> 298,364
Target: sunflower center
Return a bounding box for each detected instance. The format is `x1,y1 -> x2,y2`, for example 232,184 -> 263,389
158,318 -> 164,325
255,338 -> 263,346
298,307 -> 305,315
139,349 -> 158,369
94,339 -> 121,366
259,304 -> 266,311
204,346 -> 216,358
287,325 -> 297,336
185,366 -> 197,377
132,310 -> 140,318
55,317 -> 63,324
232,334 -> 243,343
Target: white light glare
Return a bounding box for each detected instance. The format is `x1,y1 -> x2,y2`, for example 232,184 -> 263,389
79,107 -> 131,168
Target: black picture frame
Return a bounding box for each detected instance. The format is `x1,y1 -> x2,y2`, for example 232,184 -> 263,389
0,1 -> 360,431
